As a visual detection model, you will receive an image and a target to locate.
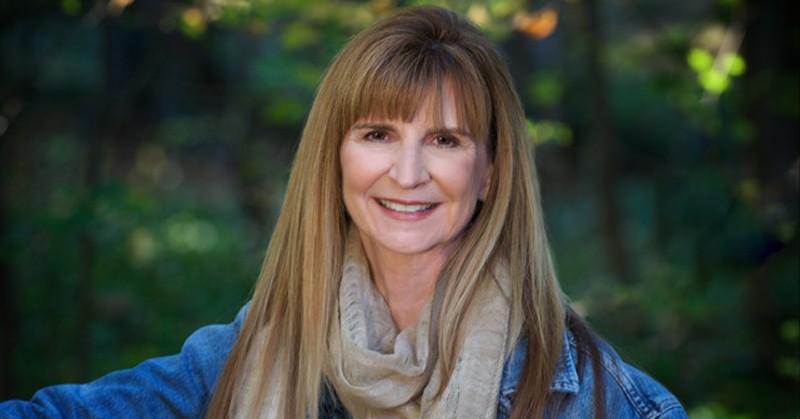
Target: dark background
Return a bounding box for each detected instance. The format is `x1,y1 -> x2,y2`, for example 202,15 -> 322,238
1,0 -> 797,417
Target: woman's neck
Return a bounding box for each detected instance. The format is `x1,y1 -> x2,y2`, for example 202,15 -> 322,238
360,243 -> 454,331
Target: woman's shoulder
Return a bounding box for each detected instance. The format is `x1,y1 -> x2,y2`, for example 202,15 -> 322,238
498,332 -> 688,418
567,333 -> 688,418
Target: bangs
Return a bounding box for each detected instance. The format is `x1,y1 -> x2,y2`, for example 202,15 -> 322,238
342,40 -> 493,142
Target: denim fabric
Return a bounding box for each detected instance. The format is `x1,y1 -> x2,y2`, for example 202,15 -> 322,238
496,335 -> 687,419
1,305 -> 687,418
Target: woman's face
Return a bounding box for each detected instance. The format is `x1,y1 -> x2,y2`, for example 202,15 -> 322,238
340,88 -> 493,261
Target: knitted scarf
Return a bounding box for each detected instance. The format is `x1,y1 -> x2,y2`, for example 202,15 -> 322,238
326,239 -> 512,418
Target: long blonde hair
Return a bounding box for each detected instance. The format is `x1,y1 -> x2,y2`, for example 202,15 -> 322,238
206,6 -> 567,418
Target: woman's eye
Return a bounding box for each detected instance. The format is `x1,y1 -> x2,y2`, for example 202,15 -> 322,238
365,131 -> 387,142
432,135 -> 459,147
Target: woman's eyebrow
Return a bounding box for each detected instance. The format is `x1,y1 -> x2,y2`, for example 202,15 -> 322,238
350,122 -> 397,132
349,123 -> 472,138
426,127 -> 472,137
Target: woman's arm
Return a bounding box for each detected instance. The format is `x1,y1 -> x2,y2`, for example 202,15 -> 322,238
0,304 -> 249,418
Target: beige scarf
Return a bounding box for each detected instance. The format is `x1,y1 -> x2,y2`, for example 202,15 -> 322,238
234,239 -> 513,418
326,240 -> 513,418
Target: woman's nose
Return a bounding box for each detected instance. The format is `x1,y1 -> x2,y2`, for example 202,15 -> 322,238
388,142 -> 430,189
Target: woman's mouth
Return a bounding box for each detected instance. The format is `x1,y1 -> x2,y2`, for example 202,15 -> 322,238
376,198 -> 437,213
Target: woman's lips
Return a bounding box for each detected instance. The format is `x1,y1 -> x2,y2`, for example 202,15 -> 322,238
375,198 -> 437,213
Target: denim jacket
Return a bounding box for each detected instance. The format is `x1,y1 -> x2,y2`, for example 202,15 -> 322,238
1,305 -> 687,418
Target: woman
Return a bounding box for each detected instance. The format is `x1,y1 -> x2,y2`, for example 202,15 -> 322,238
1,6 -> 686,418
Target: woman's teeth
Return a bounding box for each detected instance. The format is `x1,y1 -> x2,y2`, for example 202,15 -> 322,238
377,199 -> 435,213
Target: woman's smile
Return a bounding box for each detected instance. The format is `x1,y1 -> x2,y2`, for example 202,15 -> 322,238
375,198 -> 440,222
375,198 -> 437,213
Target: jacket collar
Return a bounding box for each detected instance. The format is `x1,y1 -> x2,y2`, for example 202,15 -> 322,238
500,331 -> 581,397
550,332 -> 580,393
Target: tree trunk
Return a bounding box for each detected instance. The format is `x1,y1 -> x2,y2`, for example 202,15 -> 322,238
583,0 -> 633,283
741,0 -> 799,384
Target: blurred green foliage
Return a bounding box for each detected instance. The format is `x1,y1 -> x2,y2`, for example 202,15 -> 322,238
0,0 -> 797,418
